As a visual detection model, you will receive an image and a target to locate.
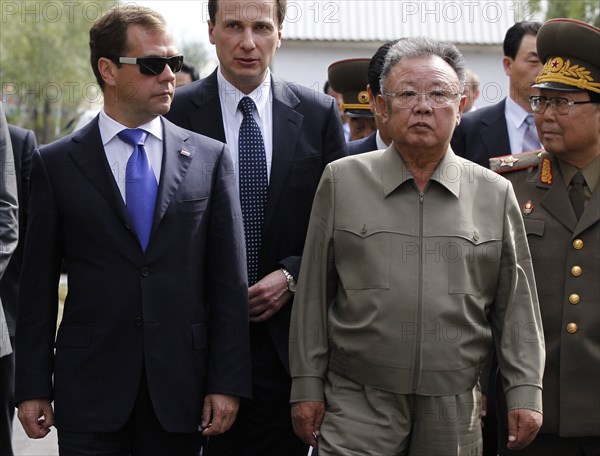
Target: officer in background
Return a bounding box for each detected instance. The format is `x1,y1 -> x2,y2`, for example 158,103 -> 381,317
328,58 -> 376,142
492,18 -> 600,456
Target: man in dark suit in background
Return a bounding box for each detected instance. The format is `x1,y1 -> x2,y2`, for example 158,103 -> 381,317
166,1 -> 347,454
0,123 -> 35,456
451,21 -> 543,167
15,6 -> 250,454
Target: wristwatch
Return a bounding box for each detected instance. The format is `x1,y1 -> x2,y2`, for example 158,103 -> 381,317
281,268 -> 297,294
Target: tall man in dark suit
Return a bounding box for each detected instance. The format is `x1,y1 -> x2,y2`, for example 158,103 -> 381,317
0,123 -> 35,456
166,1 -> 347,454
14,6 -> 251,454
452,21 -> 543,167
0,103 -> 19,456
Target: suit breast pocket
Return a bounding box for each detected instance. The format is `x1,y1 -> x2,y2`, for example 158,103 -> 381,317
447,234 -> 502,298
334,225 -> 392,290
178,197 -> 208,213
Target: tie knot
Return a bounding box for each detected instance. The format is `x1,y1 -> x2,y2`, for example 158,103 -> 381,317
238,96 -> 256,117
572,171 -> 585,186
118,128 -> 148,146
525,114 -> 534,127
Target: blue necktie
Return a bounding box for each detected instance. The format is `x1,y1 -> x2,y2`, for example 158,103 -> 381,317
118,128 -> 158,252
238,96 -> 268,285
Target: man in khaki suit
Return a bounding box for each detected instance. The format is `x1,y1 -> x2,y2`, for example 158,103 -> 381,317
290,37 -> 545,456
494,18 -> 600,456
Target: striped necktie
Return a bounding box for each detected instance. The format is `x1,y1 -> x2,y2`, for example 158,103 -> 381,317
522,114 -> 542,152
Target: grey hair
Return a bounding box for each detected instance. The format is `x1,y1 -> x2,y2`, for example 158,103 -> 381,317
379,37 -> 466,93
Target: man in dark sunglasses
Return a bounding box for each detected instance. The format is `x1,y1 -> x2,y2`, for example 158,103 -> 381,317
15,5 -> 251,455
112,55 -> 184,76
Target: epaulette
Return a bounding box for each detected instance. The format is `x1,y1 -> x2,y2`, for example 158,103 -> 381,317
489,150 -> 544,174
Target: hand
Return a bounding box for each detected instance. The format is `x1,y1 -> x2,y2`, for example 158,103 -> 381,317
506,408 -> 542,450
17,399 -> 54,439
201,394 -> 240,436
291,401 -> 325,448
248,270 -> 292,323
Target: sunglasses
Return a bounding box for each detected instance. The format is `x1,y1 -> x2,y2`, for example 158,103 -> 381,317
112,55 -> 184,75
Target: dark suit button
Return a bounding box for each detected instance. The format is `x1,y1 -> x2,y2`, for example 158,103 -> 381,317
135,317 -> 143,327
141,267 -> 150,277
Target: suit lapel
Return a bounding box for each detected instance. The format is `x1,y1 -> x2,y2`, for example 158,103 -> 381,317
189,70 -> 226,142
266,77 -> 303,230
152,119 -> 196,230
67,119 -> 130,226
539,158 -> 578,233
480,100 -> 511,158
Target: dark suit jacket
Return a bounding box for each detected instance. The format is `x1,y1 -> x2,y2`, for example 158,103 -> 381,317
348,131 -> 378,155
166,70 -> 347,373
15,117 -> 252,433
451,98 -> 511,168
0,125 -> 35,338
503,154 -> 600,437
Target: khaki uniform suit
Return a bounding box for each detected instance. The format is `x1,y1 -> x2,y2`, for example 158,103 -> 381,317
499,152 -> 600,453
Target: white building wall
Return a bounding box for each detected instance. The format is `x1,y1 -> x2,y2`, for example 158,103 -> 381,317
273,42 -> 510,109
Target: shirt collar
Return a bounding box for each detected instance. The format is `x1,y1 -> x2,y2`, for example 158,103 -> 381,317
558,155 -> 600,194
505,95 -> 531,130
217,67 -> 272,120
382,145 -> 461,199
375,130 -> 387,150
98,108 -> 163,146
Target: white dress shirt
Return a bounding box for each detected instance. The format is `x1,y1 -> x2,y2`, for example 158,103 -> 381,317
217,67 -> 274,187
98,109 -> 163,203
505,96 -> 540,155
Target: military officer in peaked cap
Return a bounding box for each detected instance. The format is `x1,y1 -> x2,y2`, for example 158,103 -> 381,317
493,18 -> 600,456
328,58 -> 376,141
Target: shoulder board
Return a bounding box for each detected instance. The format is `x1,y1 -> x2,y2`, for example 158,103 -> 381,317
489,150 -> 544,174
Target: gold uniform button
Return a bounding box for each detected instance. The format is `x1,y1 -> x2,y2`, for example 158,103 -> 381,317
566,323 -> 578,334
568,294 -> 580,305
571,266 -> 582,277
572,239 -> 584,249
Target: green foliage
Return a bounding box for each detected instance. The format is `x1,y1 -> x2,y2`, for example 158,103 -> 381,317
1,1 -> 116,142
179,41 -> 209,73
529,0 -> 600,27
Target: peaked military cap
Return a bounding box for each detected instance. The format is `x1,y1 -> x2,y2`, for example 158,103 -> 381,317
534,18 -> 600,93
328,58 -> 374,118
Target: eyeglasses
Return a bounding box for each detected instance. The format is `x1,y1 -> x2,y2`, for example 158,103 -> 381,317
530,95 -> 595,115
382,90 -> 462,108
112,55 -> 184,75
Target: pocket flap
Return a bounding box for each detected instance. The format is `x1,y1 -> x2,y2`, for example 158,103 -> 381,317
178,197 -> 208,213
523,218 -> 545,236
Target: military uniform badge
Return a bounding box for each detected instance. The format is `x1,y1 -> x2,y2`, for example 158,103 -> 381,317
523,200 -> 534,215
